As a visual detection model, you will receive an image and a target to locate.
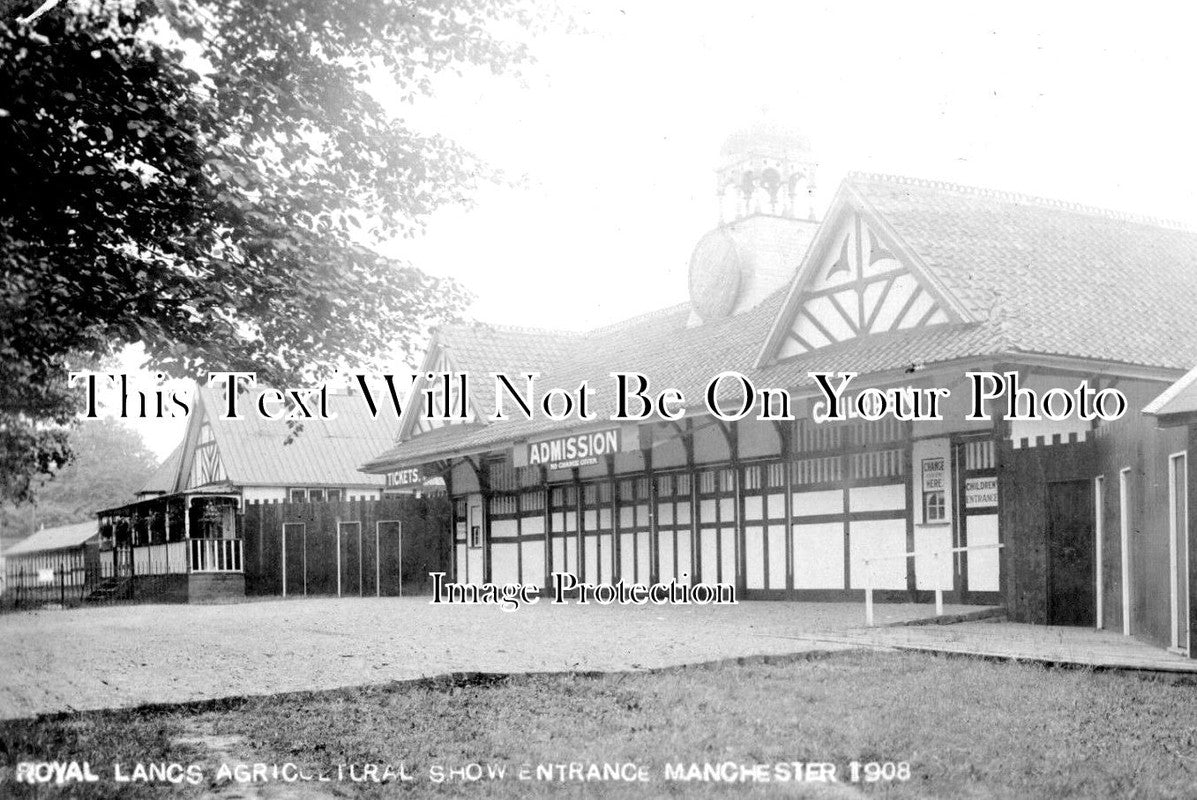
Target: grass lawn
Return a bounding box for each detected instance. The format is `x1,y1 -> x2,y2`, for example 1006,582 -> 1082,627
2,649 -> 1195,798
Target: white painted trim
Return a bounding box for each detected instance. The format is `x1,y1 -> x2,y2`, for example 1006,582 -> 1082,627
1119,468 -> 1131,636
1094,475 -> 1104,630
1169,451 -> 1188,653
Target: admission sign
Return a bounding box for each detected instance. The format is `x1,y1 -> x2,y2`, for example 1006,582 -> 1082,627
522,428 -> 622,470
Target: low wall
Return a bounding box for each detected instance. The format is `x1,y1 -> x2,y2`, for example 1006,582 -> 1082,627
188,573 -> 245,604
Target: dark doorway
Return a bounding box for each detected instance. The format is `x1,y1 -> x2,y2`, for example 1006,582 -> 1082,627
1046,480 -> 1096,625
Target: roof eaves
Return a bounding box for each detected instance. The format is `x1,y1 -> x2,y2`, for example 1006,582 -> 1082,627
1144,363 -> 1197,416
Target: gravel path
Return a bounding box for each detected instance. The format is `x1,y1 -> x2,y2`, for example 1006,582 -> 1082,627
0,597 -> 971,719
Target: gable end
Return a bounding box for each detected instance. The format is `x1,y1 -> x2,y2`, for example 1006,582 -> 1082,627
757,188 -> 971,365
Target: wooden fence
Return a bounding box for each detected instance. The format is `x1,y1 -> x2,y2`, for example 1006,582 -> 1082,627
241,496 -> 450,597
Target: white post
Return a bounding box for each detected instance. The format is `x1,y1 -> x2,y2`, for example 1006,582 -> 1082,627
864,558 -> 874,627
934,550 -> 944,616
282,525 -> 288,598
164,506 -> 171,574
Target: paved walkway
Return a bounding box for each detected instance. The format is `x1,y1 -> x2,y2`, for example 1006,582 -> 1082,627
821,619 -> 1197,673
0,597 -> 964,720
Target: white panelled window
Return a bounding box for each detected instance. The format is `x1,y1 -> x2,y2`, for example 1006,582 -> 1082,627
288,488 -> 346,502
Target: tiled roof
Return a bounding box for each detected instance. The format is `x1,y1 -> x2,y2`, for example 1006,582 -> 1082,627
364,173 -> 1197,471
362,302 -> 1003,470
847,174 -> 1197,369
4,521 -> 97,557
138,443 -> 183,494
438,323 -> 582,420
197,385 -> 399,487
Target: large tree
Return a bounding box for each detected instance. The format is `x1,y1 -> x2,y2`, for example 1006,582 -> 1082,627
0,0 -> 548,501
0,417 -> 159,546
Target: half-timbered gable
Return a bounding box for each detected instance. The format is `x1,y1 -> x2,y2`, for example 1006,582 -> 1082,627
408,346 -> 477,437
160,383 -> 401,501
760,193 -> 967,364
185,419 -> 228,489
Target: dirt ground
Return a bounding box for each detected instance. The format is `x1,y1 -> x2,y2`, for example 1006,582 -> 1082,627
0,597 -> 974,720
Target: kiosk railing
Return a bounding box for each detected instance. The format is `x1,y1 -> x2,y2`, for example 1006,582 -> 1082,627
188,539 -> 244,573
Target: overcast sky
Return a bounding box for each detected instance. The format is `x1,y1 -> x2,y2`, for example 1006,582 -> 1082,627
388,0 -> 1197,329
127,0 -> 1197,458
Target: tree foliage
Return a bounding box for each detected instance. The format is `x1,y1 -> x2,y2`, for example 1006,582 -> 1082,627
0,416 -> 159,545
0,0 -> 549,501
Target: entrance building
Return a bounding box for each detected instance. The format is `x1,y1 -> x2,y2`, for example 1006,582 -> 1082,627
362,122 -> 1197,655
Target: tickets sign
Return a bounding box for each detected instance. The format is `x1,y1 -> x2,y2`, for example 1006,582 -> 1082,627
386,466 -> 425,490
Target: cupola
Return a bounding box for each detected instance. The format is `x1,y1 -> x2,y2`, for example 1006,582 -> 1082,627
718,118 -> 817,222
687,119 -> 821,326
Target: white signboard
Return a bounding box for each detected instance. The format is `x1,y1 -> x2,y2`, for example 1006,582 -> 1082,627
520,428 -> 622,471
965,476 -> 998,508
921,457 -> 945,492
386,467 -> 425,490
37,568 -> 54,584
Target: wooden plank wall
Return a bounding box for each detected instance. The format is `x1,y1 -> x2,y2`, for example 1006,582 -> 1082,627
241,496 -> 450,597
1089,388 -> 1188,647
999,438 -> 1097,624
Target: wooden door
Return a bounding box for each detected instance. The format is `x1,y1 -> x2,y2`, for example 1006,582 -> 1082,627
1047,480 -> 1096,626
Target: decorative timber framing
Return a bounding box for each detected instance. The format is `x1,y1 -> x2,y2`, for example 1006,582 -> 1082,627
754,183 -> 971,368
